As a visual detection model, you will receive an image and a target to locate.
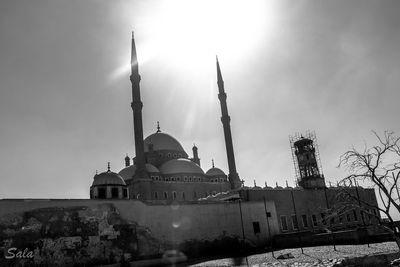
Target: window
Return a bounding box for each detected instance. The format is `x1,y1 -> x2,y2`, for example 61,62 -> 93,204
182,192 -> 185,200
173,191 -> 177,200
346,214 -> 351,222
111,188 -> 119,198
193,192 -> 197,199
164,192 -> 168,199
291,215 -> 298,230
123,189 -> 128,198
167,153 -> 171,158
266,212 -> 271,218
353,210 -> 358,221
184,176 -> 188,182
173,153 -> 177,158
98,188 -> 106,199
312,214 -> 318,226
280,216 -> 288,231
154,191 -> 158,200
301,215 -> 308,228
253,222 -> 261,235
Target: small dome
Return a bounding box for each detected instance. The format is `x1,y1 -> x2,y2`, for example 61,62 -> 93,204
119,163 -> 160,180
92,171 -> 126,186
144,132 -> 187,154
160,158 -> 204,175
206,167 -> 226,176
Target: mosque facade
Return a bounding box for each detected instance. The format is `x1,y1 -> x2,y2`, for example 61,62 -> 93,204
90,33 -> 238,202
89,32 -> 381,234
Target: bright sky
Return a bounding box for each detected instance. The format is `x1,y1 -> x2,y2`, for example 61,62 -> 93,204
1,0 -> 400,215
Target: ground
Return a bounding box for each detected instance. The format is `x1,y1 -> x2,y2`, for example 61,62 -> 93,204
190,242 -> 399,267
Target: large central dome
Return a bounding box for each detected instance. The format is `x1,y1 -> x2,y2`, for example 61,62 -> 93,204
144,132 -> 186,154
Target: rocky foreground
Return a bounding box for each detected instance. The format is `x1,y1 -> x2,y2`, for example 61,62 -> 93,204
191,242 -> 399,267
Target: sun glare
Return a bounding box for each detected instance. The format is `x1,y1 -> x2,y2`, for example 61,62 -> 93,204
110,0 -> 277,82
143,0 -> 274,68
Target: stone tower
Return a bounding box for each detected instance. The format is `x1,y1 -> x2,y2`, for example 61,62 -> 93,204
290,132 -> 325,189
216,57 -> 241,190
129,32 -> 150,198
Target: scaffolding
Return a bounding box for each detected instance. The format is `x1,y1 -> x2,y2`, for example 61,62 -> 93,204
289,130 -> 324,185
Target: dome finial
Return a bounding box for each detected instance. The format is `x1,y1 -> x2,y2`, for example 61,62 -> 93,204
286,180 -> 289,187
212,159 -> 215,168
95,170 -> 98,175
107,162 -> 110,172
156,121 -> 161,133
254,180 -> 257,187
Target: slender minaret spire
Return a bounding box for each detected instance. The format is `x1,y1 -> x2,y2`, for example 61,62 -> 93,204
216,57 -> 241,189
107,162 -> 111,172
130,32 -> 148,179
212,159 -> 215,168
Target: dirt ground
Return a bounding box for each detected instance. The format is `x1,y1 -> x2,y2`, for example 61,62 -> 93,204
190,242 -> 399,267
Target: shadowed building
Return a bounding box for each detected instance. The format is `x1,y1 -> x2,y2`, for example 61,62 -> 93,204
89,33 -> 380,236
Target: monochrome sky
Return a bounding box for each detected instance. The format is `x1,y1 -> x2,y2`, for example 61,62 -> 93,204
1,0 -> 399,212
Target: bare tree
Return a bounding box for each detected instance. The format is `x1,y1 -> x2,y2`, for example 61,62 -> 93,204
339,131 -> 400,249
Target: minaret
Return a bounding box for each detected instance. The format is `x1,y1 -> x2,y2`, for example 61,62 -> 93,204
130,32 -> 148,179
191,144 -> 200,166
216,57 -> 241,189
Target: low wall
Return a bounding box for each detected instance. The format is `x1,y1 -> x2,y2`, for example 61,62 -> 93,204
0,199 -> 278,266
273,228 -> 394,249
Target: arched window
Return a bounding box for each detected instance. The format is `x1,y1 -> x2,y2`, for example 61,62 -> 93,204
182,192 -> 186,200
173,153 -> 177,158
154,191 -> 158,200
184,176 -> 188,182
164,192 -> 168,199
167,153 -> 171,158
173,191 -> 177,200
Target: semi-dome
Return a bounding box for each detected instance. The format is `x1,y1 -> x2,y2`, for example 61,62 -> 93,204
206,167 -> 226,176
119,163 -> 160,180
160,158 -> 204,175
92,171 -> 126,186
144,132 -> 186,154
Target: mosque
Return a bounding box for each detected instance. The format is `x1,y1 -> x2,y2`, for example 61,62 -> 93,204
89,32 -> 380,234
90,33 -> 240,202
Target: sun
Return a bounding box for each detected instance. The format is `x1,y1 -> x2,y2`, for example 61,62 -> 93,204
140,0 -> 277,68
109,0 -> 278,82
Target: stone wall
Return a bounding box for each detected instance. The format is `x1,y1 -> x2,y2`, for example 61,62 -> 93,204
0,199 -> 278,266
